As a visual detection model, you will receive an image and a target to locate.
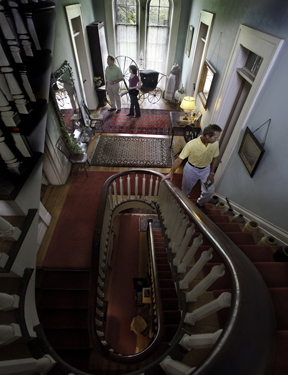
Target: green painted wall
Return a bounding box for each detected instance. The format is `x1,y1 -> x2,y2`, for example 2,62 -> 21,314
180,0 -> 288,232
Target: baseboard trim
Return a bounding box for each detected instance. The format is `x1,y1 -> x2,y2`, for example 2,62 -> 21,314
216,193 -> 288,247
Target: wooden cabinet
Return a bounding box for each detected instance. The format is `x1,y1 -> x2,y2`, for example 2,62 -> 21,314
87,22 -> 108,105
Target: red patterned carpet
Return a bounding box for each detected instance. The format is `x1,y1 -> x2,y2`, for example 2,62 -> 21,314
97,108 -> 171,134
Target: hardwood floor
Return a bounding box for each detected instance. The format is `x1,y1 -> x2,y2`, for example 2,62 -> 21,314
38,96 -> 184,266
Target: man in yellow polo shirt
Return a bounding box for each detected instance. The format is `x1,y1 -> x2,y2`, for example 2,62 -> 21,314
163,124 -> 222,208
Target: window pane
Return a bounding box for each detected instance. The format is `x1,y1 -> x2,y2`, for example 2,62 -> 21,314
160,0 -> 169,6
159,7 -> 169,26
127,6 -> 136,24
149,7 -> 158,26
117,25 -> 137,61
116,0 -> 126,5
150,0 -> 160,5
146,26 -> 168,88
117,6 -> 127,24
127,0 -> 136,5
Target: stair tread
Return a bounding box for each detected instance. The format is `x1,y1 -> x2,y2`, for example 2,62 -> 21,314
38,309 -> 88,329
39,269 -> 90,289
44,328 -> 91,349
38,289 -> 89,309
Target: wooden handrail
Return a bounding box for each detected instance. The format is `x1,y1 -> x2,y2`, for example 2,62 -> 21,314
88,170 -> 172,364
88,169 -> 276,373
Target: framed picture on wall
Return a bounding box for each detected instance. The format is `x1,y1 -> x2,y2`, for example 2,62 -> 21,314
238,127 -> 265,177
185,25 -> 194,58
198,60 -> 216,109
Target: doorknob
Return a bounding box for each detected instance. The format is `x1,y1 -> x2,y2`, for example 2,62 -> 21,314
83,79 -> 87,83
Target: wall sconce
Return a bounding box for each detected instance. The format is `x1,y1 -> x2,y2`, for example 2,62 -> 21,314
180,96 -> 195,120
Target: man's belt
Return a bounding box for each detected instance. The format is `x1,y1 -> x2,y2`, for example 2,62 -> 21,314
188,161 -> 208,169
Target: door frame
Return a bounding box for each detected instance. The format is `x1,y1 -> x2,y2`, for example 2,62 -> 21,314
211,24 -> 283,186
186,10 -> 214,97
65,4 -> 98,109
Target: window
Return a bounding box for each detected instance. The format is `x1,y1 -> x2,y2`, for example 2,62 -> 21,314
146,0 -> 170,80
115,0 -> 137,61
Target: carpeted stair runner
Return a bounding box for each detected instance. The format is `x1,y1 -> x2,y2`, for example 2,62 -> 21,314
187,200 -> 288,375
36,269 -> 92,372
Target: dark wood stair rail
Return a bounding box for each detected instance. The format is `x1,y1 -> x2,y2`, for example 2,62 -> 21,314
88,169 -> 277,374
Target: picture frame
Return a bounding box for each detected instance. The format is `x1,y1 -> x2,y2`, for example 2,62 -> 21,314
238,127 -> 265,177
185,25 -> 194,58
194,110 -> 202,121
198,60 -> 216,109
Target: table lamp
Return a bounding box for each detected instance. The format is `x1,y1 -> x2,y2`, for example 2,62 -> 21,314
180,96 -> 195,120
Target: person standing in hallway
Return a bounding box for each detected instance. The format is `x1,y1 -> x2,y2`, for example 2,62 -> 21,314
162,124 -> 222,208
105,55 -> 123,113
126,65 -> 141,118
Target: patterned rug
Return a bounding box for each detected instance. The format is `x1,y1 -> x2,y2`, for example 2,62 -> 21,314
89,135 -> 172,168
96,108 -> 171,134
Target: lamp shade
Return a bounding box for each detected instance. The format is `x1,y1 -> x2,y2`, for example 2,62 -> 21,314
180,96 -> 195,111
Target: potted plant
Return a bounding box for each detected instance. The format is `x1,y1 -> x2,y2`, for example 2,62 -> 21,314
93,76 -> 103,87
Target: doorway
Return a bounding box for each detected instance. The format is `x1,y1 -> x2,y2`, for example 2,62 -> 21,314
186,11 -> 214,97
210,25 -> 283,185
65,4 -> 98,110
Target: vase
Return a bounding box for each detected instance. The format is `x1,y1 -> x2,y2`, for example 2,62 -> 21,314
95,82 -> 101,87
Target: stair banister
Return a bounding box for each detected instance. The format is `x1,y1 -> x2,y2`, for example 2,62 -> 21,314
88,170 -> 172,364
88,170 -> 276,374
161,180 -> 276,374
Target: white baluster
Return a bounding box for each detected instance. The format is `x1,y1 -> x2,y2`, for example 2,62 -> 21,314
98,268 -> 105,279
0,131 -> 21,173
0,292 -> 19,311
0,323 -> 21,345
179,330 -> 223,350
173,224 -> 195,263
127,175 -> 131,199
135,174 -> 138,197
184,292 -> 231,326
170,216 -> 189,252
1,67 -> 23,95
97,297 -> 103,307
142,174 -> 146,198
0,216 -> 21,241
0,253 -> 9,268
180,248 -> 213,289
0,355 -> 56,375
160,356 -> 196,375
119,177 -> 124,202
0,9 -> 16,40
108,186 -> 113,209
97,287 -> 104,298
96,308 -> 104,317
95,318 -> 103,327
178,234 -> 203,272
98,276 -> 104,287
113,180 -> 118,206
148,175 -> 153,202
0,73 -> 13,101
96,330 -> 104,337
186,264 -> 226,302
154,177 -> 159,199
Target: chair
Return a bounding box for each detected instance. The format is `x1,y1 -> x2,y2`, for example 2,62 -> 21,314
56,137 -> 88,177
174,125 -> 197,158
82,101 -> 104,131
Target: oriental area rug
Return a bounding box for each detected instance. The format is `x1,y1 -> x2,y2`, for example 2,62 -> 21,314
96,108 -> 171,134
89,135 -> 172,168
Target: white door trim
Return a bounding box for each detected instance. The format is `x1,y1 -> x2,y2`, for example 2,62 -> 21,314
211,25 -> 283,186
186,10 -> 214,97
65,4 -> 97,109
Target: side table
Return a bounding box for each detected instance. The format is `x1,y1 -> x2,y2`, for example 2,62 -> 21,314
169,111 -> 201,147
